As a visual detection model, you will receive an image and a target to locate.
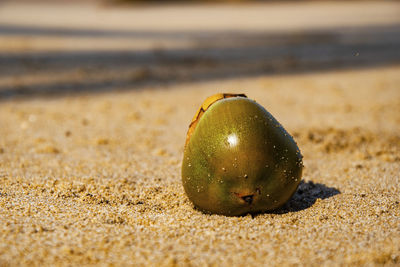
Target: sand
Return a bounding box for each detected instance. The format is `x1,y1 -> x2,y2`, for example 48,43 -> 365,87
0,1 -> 400,266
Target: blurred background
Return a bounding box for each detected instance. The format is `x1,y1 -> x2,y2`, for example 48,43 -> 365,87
0,0 -> 399,99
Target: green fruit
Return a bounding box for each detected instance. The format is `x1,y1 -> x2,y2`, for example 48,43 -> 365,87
182,94 -> 303,216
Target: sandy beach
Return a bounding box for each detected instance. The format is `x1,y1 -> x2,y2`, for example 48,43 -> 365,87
0,1 -> 399,266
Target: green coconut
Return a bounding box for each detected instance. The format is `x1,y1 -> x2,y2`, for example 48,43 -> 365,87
182,94 -> 303,216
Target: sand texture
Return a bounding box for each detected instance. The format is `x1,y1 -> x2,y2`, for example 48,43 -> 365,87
0,1 -> 400,266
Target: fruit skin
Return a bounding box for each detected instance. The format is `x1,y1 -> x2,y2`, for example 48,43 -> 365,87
182,95 -> 303,216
